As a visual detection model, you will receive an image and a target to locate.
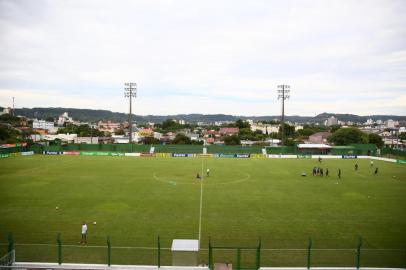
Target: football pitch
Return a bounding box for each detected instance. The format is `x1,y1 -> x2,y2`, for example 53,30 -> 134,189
0,155 -> 405,267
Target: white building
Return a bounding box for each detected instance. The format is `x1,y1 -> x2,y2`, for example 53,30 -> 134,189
325,116 -> 338,126
365,119 -> 374,125
250,122 -> 280,134
57,112 -> 73,126
74,137 -> 99,144
386,119 -> 398,128
33,119 -> 54,130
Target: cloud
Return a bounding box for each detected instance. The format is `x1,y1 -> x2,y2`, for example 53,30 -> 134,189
0,0 -> 405,116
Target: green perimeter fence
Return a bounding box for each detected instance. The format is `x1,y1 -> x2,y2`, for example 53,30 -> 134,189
1,143 -> 405,159
1,234 -> 405,268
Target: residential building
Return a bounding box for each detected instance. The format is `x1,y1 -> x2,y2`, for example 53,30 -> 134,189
33,119 -> 54,130
325,116 -> 338,126
57,112 -> 73,126
74,137 -> 99,144
307,132 -> 332,144
98,121 -> 121,132
386,119 -> 399,128
219,127 -> 239,136
365,119 -> 374,125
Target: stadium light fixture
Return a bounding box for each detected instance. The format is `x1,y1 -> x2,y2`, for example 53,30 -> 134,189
124,82 -> 137,145
277,84 -> 290,146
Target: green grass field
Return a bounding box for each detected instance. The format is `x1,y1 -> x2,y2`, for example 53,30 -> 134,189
0,155 -> 405,267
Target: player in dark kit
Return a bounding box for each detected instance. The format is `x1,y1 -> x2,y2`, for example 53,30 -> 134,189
338,169 -> 341,179
374,167 -> 378,175
355,164 -> 358,171
326,168 -> 329,177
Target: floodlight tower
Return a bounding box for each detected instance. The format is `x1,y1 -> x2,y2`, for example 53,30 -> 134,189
124,82 -> 137,144
277,84 -> 290,145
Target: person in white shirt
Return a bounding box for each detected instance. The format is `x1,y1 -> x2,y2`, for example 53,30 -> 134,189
80,222 -> 87,244
206,168 -> 210,177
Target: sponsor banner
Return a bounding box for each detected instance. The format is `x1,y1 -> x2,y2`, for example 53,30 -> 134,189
0,153 -> 10,158
268,154 -> 282,158
63,151 -> 80,155
43,151 -> 63,155
342,155 -> 357,159
196,154 -> 213,158
21,151 -> 34,156
251,154 -> 266,158
397,159 -> 406,165
124,153 -> 141,157
214,153 -> 250,158
0,142 -> 27,148
172,153 -> 195,157
80,151 -> 111,156
10,152 -> 21,157
297,154 -> 312,159
155,153 -> 171,157
140,153 -> 156,157
111,152 -> 125,156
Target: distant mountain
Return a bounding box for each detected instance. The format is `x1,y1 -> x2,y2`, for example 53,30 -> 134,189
11,107 -> 406,124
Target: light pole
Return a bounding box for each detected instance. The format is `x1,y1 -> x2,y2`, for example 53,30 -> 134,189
124,82 -> 137,146
277,84 -> 290,146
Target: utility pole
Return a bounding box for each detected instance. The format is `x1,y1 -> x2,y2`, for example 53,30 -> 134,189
124,82 -> 137,145
277,84 -> 290,145
12,97 -> 15,116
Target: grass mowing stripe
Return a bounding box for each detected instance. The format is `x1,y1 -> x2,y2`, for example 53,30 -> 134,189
198,160 -> 204,246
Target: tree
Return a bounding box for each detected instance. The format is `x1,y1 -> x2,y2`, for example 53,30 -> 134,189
328,128 -> 367,145
279,123 -> 295,138
368,133 -> 384,148
114,129 -> 125,135
235,119 -> 250,129
142,137 -> 160,144
224,134 -> 240,145
330,124 -> 341,133
45,116 -> 55,122
399,133 -> 406,142
172,133 -> 192,144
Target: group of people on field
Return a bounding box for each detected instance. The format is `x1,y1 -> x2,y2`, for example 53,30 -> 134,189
312,159 -> 379,179
312,167 -> 329,177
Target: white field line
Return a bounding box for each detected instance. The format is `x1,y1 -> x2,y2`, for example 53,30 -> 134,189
198,160 -> 204,247
0,243 -> 402,252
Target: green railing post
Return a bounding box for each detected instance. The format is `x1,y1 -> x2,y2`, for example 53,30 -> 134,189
7,233 -> 14,253
208,237 -> 213,270
307,237 -> 312,269
56,233 -> 62,265
356,236 -> 362,269
256,237 -> 261,270
237,248 -> 241,270
157,236 -> 161,268
107,236 -> 111,266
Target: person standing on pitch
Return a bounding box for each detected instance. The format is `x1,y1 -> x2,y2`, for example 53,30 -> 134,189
326,168 -> 329,177
370,160 -> 374,167
355,163 -> 358,171
206,168 -> 210,177
80,222 -> 87,245
338,168 -> 341,179
374,167 -> 379,175
320,168 -> 324,177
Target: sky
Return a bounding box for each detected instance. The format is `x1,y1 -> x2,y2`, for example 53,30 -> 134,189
0,0 -> 405,116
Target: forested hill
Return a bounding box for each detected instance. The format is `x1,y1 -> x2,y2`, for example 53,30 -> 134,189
10,107 -> 406,124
